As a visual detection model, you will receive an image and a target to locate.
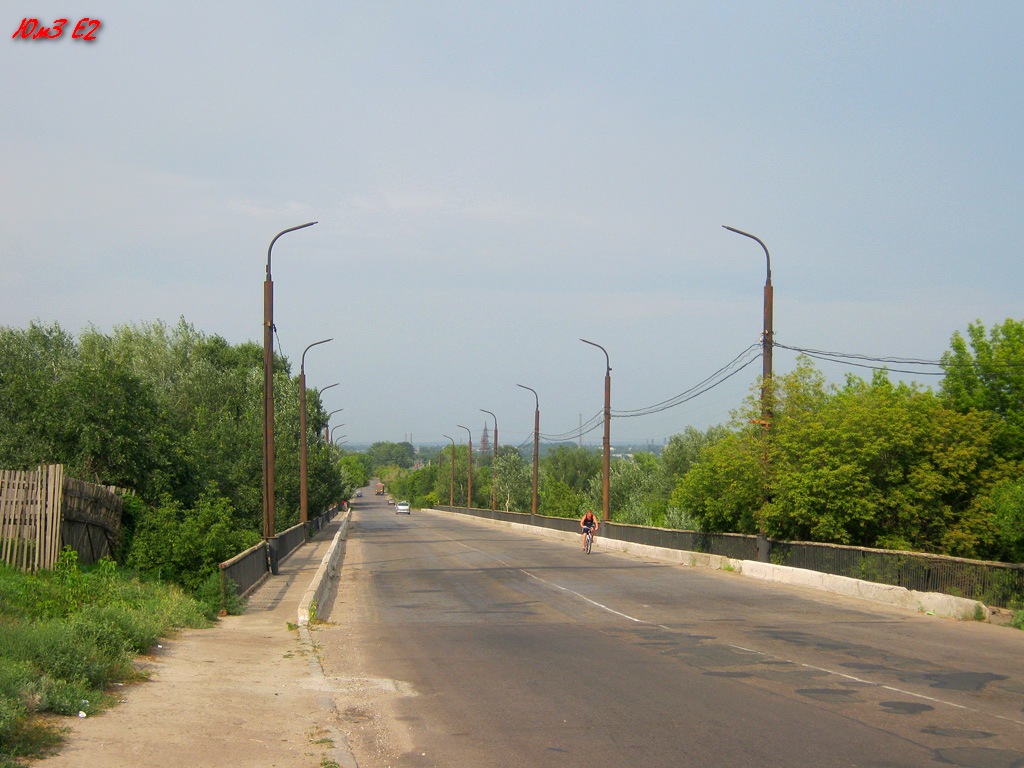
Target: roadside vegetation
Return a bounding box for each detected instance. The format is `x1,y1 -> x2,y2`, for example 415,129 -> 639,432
0,319 -> 355,592
0,550 -> 210,767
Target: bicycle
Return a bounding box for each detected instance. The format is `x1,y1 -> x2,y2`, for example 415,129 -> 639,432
583,527 -> 594,554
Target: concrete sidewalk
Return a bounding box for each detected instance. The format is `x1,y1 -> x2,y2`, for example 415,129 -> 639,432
42,517 -> 355,768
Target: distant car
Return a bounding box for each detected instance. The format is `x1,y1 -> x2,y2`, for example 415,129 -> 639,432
396,500 -> 411,514
388,498 -> 395,505
355,490 -> 362,497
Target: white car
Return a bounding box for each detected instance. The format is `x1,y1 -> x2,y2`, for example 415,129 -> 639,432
396,500 -> 411,515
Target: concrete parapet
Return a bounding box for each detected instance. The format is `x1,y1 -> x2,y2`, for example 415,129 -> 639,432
298,509 -> 351,627
734,559 -> 985,620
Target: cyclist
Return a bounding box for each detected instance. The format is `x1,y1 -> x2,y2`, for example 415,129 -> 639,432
580,510 -> 599,551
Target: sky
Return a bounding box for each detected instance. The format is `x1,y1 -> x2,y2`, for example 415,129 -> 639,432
3,2 -> 1023,450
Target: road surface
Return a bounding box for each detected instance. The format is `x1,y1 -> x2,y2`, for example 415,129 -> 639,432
317,496 -> 1024,768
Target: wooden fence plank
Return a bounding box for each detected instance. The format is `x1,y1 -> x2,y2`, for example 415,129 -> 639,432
47,464 -> 64,569
0,469 -> 16,565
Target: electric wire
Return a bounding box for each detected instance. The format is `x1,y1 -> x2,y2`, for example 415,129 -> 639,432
612,344 -> 762,418
773,341 -> 946,376
535,343 -> 763,443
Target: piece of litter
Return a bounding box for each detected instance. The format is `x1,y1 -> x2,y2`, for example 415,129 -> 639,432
78,711 -> 87,718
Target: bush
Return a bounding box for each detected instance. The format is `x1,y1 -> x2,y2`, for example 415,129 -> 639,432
126,488 -> 261,593
192,572 -> 246,619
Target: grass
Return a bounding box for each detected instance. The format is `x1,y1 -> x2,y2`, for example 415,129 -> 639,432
0,550 -> 211,766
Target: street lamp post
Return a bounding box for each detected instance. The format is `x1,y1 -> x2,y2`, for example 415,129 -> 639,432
324,407 -> 343,442
724,226 -> 774,545
723,225 -> 773,424
480,409 -> 498,511
442,434 -> 456,507
299,338 -> 332,525
263,221 -> 317,544
457,424 -> 472,508
517,384 -> 539,523
581,339 -> 611,522
317,385 -> 340,440
330,425 -> 346,443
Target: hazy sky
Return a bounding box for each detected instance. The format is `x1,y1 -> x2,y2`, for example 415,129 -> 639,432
3,3 -> 1022,449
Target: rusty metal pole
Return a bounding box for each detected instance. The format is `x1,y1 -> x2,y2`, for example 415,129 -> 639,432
480,409 -> 498,511
299,339 -> 332,525
262,275 -> 274,540
722,226 -> 773,422
457,424 -> 472,508
263,221 -> 316,547
580,340 -> 611,522
443,434 -> 455,507
723,226 -> 774,542
517,384 -> 539,524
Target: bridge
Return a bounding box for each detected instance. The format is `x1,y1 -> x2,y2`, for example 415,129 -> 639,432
44,489 -> 1024,768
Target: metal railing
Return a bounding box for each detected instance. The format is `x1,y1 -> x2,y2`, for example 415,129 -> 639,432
437,505 -> 1024,610
219,504 -> 341,609
771,540 -> 1024,610
219,541 -> 269,602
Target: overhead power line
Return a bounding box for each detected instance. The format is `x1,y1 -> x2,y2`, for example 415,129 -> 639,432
612,343 -> 762,418
535,343 -> 763,443
773,341 -> 946,376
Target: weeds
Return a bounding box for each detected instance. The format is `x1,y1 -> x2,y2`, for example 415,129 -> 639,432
0,550 -> 210,766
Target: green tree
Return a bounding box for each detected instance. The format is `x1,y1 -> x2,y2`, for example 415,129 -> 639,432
674,430 -> 764,534
367,441 -> 416,471
941,318 -> 1024,461
972,476 -> 1024,563
492,448 -> 532,512
339,454 -> 370,489
539,476 -> 583,518
543,445 -> 601,493
588,453 -> 668,526
766,364 -> 1003,554
0,322 -> 78,469
662,425 -> 731,482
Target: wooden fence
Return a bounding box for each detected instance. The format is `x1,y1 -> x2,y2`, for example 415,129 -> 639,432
0,465 -> 123,572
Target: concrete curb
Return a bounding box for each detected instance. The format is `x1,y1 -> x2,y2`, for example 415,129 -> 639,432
424,508 -> 987,621
297,509 -> 351,627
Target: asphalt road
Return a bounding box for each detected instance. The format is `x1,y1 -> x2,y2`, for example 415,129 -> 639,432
317,496 -> 1024,768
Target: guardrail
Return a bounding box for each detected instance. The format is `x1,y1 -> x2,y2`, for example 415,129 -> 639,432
435,505 -> 1024,610
218,504 -> 341,611
219,540 -> 269,601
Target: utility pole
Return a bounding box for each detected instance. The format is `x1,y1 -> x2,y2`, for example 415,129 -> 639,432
517,384 -> 540,524
457,424 -> 472,508
723,225 -> 773,424
263,221 -> 316,547
581,339 -> 611,522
